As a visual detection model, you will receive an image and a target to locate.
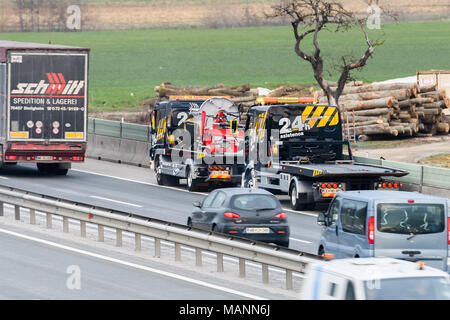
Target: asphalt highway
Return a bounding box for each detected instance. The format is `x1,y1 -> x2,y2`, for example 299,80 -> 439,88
0,225 -> 273,300
0,160 -> 323,254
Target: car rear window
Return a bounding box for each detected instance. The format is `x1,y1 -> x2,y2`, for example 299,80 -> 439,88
231,194 -> 279,211
377,203 -> 445,235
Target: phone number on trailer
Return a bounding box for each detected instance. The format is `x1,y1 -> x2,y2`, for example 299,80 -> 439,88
46,106 -> 84,111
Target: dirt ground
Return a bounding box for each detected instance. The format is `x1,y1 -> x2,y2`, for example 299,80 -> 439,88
353,136 -> 450,165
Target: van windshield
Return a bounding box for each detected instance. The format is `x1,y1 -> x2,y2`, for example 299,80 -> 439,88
377,203 -> 445,235
364,277 -> 450,300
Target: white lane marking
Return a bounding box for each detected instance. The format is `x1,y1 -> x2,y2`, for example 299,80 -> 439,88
0,227 -> 267,300
72,168 -> 208,195
73,168 -> 319,217
290,238 -> 313,244
89,195 -> 143,208
0,176 -> 9,180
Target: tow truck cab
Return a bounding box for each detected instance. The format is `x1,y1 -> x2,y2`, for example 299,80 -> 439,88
242,97 -> 408,210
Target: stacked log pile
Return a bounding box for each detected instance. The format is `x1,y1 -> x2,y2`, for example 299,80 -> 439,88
154,82 -> 258,107
317,82 -> 450,141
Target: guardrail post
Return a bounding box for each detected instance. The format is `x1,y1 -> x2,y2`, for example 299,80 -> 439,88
116,229 -> 122,247
419,165 -> 424,193
195,248 -> 202,266
80,221 -> 86,238
154,238 -> 161,258
217,253 -> 224,272
29,208 -> 35,225
262,264 -> 269,284
239,258 -> 245,278
46,213 -> 52,229
63,217 -> 69,233
0,202 -> 3,216
14,205 -> 20,220
135,234 -> 141,251
98,225 -> 104,242
286,270 -> 293,290
175,243 -> 181,261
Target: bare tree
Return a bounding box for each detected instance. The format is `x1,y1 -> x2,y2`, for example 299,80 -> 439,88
268,0 -> 389,106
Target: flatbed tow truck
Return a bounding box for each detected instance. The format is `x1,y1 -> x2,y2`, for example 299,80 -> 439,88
241,97 -> 409,210
150,96 -> 245,191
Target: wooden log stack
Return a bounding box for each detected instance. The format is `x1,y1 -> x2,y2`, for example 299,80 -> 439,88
317,82 -> 450,141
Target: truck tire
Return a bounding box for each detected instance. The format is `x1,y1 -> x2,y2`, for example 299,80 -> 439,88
154,157 -> 178,186
289,183 -> 307,211
186,167 -> 200,192
37,163 -> 69,176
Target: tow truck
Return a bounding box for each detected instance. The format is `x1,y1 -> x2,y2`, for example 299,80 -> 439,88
150,96 -> 245,191
241,97 -> 409,210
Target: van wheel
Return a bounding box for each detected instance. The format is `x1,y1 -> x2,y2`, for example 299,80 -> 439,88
290,183 -> 306,211
318,246 -> 325,257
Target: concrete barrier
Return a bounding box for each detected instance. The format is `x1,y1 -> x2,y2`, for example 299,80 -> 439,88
87,134 -> 122,163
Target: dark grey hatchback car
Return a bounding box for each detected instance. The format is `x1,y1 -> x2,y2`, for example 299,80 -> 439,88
187,188 -> 290,247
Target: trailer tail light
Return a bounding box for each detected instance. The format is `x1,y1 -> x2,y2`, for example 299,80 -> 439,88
368,216 -> 375,244
224,212 -> 240,219
5,156 -> 17,160
319,182 -> 344,198
71,156 -> 84,161
274,212 -> 287,219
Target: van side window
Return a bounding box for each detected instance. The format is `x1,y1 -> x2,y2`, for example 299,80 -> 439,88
345,281 -> 356,300
328,197 -> 341,223
341,199 -> 368,234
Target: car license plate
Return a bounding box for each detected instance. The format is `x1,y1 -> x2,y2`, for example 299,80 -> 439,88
245,227 -> 270,234
36,156 -> 53,161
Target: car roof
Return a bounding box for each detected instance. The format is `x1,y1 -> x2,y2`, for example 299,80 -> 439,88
310,258 -> 449,281
336,190 -> 448,203
214,188 -> 275,196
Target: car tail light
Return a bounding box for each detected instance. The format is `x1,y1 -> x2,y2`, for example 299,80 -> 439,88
274,212 -> 287,219
368,216 -> 375,244
408,200 -> 414,203
224,212 -> 240,219
447,217 -> 450,245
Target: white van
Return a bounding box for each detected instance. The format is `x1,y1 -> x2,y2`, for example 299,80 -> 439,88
301,257 -> 450,300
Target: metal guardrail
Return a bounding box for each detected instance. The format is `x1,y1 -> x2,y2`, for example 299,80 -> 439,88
0,185 -> 319,290
354,156 -> 450,192
87,117 -> 450,193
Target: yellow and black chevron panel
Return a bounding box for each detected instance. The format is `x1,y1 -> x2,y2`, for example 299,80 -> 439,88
302,106 -> 339,129
312,169 -> 324,177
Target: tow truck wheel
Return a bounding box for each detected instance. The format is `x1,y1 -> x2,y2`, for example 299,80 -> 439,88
289,183 -> 307,211
241,170 -> 256,189
155,158 -> 178,186
186,167 -> 199,192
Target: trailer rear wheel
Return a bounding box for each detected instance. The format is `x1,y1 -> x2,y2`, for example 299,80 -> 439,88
37,163 -> 69,176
